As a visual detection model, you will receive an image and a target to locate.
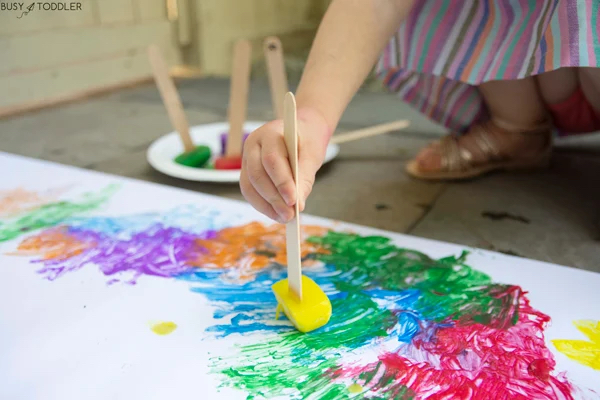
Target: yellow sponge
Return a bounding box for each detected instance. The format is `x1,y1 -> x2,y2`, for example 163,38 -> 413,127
272,275 -> 332,333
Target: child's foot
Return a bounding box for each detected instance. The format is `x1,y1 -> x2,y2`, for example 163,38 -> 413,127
406,120 -> 552,180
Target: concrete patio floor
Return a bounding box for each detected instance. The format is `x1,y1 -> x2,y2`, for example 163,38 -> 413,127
2,77 -> 599,273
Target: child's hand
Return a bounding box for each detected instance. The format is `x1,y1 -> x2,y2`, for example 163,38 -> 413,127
240,109 -> 330,223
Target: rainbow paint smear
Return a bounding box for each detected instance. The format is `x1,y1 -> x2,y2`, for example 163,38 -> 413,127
1,186 -> 596,399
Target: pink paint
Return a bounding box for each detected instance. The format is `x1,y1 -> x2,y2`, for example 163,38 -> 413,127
331,293 -> 575,399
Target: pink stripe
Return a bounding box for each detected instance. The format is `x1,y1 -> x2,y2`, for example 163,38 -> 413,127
446,4 -> 485,78
472,3 -> 499,82
488,5 -> 529,79
448,89 -> 481,132
440,86 -> 465,128
461,91 -> 483,126
436,80 -> 455,123
412,1 -> 444,71
557,4 -> 571,65
413,76 -> 428,112
403,75 -> 422,104
400,74 -> 421,100
445,86 -> 474,130
537,4 -> 558,73
389,71 -> 405,89
421,76 -> 435,115
483,3 -> 510,80
426,76 -> 445,118
513,4 -> 542,76
431,79 -> 449,122
586,0 -> 596,65
384,42 -> 391,68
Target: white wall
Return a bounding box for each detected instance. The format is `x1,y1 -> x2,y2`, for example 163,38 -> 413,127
0,0 -> 181,115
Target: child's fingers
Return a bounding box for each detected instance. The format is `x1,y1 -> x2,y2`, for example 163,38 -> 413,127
260,135 -> 296,207
297,153 -> 322,212
240,168 -> 280,222
243,146 -> 294,223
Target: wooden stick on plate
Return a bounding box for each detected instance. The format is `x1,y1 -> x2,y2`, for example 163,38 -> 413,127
330,120 -> 411,145
147,44 -> 194,152
225,39 -> 252,157
263,36 -> 288,120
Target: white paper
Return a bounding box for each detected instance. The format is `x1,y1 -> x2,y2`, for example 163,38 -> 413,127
0,152 -> 598,400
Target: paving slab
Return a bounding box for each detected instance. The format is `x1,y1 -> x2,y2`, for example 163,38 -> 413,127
410,150 -> 600,272
115,78 -> 448,138
0,95 -> 223,167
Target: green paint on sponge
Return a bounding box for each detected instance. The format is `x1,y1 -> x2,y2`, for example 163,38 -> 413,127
174,145 -> 211,168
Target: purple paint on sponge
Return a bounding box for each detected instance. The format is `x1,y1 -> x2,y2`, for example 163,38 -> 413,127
220,132 -> 250,156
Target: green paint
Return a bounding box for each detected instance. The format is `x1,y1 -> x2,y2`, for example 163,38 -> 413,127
357,362 -> 415,399
215,351 -> 347,399
213,231 -> 521,398
213,292 -> 394,399
308,232 -> 519,328
0,185 -> 117,242
174,146 -> 211,168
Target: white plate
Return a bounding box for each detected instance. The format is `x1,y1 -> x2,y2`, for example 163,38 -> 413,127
147,121 -> 340,183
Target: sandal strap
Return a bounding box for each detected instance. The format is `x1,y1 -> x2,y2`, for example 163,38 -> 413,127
439,136 -> 472,171
437,119 -> 551,172
473,123 -> 502,159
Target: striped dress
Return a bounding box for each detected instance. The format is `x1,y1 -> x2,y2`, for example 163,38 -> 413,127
376,0 -> 600,133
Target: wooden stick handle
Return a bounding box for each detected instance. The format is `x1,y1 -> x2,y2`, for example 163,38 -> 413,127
226,39 -> 252,157
147,44 -> 194,152
263,36 -> 288,120
330,120 -> 411,145
283,92 -> 302,300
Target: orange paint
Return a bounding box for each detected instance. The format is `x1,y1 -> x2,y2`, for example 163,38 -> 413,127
0,187 -> 67,217
0,188 -> 44,217
193,222 -> 329,280
9,227 -> 90,260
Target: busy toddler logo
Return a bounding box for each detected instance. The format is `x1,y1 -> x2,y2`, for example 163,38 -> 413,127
0,2 -> 82,18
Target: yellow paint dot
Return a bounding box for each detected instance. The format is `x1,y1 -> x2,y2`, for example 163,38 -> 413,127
151,321 -> 177,335
348,383 -> 363,393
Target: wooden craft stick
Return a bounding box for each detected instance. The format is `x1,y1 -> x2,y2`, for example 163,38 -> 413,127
226,39 -> 252,157
147,44 -> 194,152
283,92 -> 302,300
330,120 -> 411,145
263,36 -> 288,120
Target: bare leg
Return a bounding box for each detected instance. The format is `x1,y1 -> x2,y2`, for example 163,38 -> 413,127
579,67 -> 600,112
415,77 -> 549,171
478,77 -> 547,127
537,67 -> 579,105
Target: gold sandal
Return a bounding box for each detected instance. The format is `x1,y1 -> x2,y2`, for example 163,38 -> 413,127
405,120 -> 553,181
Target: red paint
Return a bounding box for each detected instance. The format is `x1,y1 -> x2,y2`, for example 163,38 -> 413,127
215,155 -> 242,170
528,359 -> 552,381
331,289 -> 575,399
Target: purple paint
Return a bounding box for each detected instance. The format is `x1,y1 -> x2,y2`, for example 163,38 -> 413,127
220,132 -> 250,156
34,225 -> 216,283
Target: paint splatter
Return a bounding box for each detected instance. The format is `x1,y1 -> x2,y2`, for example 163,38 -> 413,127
0,185 -> 117,243
553,320 -> 600,371
0,187 -> 70,217
347,384 -> 363,394
151,322 -> 178,335
6,187 -> 595,399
